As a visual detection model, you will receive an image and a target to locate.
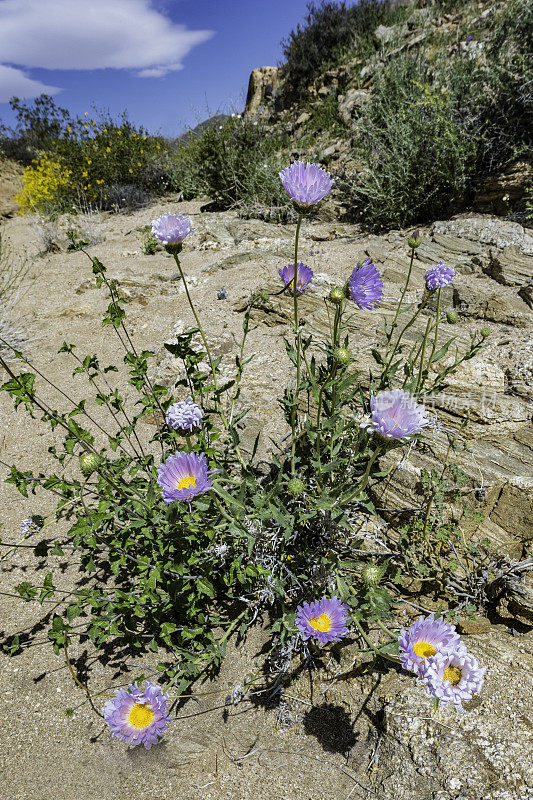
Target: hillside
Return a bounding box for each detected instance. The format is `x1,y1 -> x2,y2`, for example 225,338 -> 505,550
244,0 -> 532,227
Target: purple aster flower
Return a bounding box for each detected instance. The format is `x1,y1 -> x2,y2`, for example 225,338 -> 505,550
399,613 -> 466,674
418,650 -> 486,712
361,388 -> 429,440
166,398 -> 204,433
280,161 -> 332,209
465,35 -> 475,43
348,258 -> 384,310
103,681 -> 171,749
157,451 -> 212,504
151,212 -> 193,245
424,260 -> 455,291
278,262 -> 314,293
295,596 -> 349,645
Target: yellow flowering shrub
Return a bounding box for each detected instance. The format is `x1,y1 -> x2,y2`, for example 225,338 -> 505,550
15,154 -> 72,214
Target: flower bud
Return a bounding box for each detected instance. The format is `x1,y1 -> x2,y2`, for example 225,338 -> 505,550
287,477 -> 306,497
80,452 -> 101,477
446,310 -> 459,324
407,230 -> 421,249
361,562 -> 386,587
328,286 -> 345,305
480,327 -> 490,339
332,346 -> 351,365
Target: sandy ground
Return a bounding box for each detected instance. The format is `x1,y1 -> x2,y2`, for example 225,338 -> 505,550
0,197 -> 532,799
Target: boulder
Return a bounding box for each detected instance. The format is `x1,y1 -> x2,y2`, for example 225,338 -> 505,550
474,160 -> 533,215
244,66 -> 281,115
376,631 -> 533,800
337,89 -> 370,125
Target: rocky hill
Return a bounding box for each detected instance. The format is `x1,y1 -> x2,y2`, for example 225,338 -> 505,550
244,0 -> 532,224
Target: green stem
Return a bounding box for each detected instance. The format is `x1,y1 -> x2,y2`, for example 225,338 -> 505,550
427,287 -> 442,372
229,297 -> 254,426
352,618 -> 400,665
382,295 -> 429,387
173,253 -> 245,470
290,213 -> 304,475
374,618 -> 396,640
386,245 -> 416,359
415,318 -> 432,394
343,443 -> 384,505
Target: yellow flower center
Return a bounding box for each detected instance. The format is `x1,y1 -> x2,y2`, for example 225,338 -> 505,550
308,613 -> 332,632
443,666 -> 462,686
128,703 -> 154,729
177,475 -> 196,491
413,641 -> 437,660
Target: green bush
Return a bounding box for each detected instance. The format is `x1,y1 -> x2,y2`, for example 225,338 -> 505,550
475,0 -> 532,171
279,0 -> 393,105
351,55 -> 477,229
171,116 -> 289,213
3,96 -> 171,212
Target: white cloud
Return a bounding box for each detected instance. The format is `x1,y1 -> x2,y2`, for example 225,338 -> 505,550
0,64 -> 62,102
0,0 -> 213,100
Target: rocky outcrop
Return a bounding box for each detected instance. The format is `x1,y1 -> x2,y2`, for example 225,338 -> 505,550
244,66 -> 281,116
337,88 -> 370,125
375,630 -> 533,800
474,161 -> 533,216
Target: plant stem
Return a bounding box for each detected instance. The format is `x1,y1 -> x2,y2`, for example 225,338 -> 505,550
290,212 -> 304,475
173,253 -> 245,469
343,442 -> 384,505
415,317 -> 432,394
352,618 -> 400,665
427,287 -> 442,370
382,295 -> 429,387
386,245 -> 416,359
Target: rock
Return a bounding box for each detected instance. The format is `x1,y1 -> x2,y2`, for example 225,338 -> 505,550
474,160 -> 533,215
485,247 -> 533,288
490,482 -> 533,547
375,24 -> 401,44
0,159 -> 23,218
295,112 -> 311,126
317,84 -> 338,98
453,280 -> 530,327
431,215 -> 533,252
498,575 -> 533,625
376,631 -> 533,800
321,144 -> 337,158
55,305 -> 92,318
244,66 -> 281,115
456,616 -> 492,635
202,251 -> 256,274
337,89 -> 370,125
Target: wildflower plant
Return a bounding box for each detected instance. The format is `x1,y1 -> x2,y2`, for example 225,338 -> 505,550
0,159 -> 491,747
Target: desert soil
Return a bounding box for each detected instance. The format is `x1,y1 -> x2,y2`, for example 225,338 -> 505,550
0,190 -> 532,800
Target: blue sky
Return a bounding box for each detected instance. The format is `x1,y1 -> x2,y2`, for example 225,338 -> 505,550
0,0 -> 313,137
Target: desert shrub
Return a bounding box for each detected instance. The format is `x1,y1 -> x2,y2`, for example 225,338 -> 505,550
0,95 -> 72,165
15,152 -> 74,215
473,0 -> 532,171
307,93 -> 347,137
352,55 -> 476,229
0,196 -> 490,727
171,116 -> 288,211
279,0 -> 393,105
4,96 -> 171,213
